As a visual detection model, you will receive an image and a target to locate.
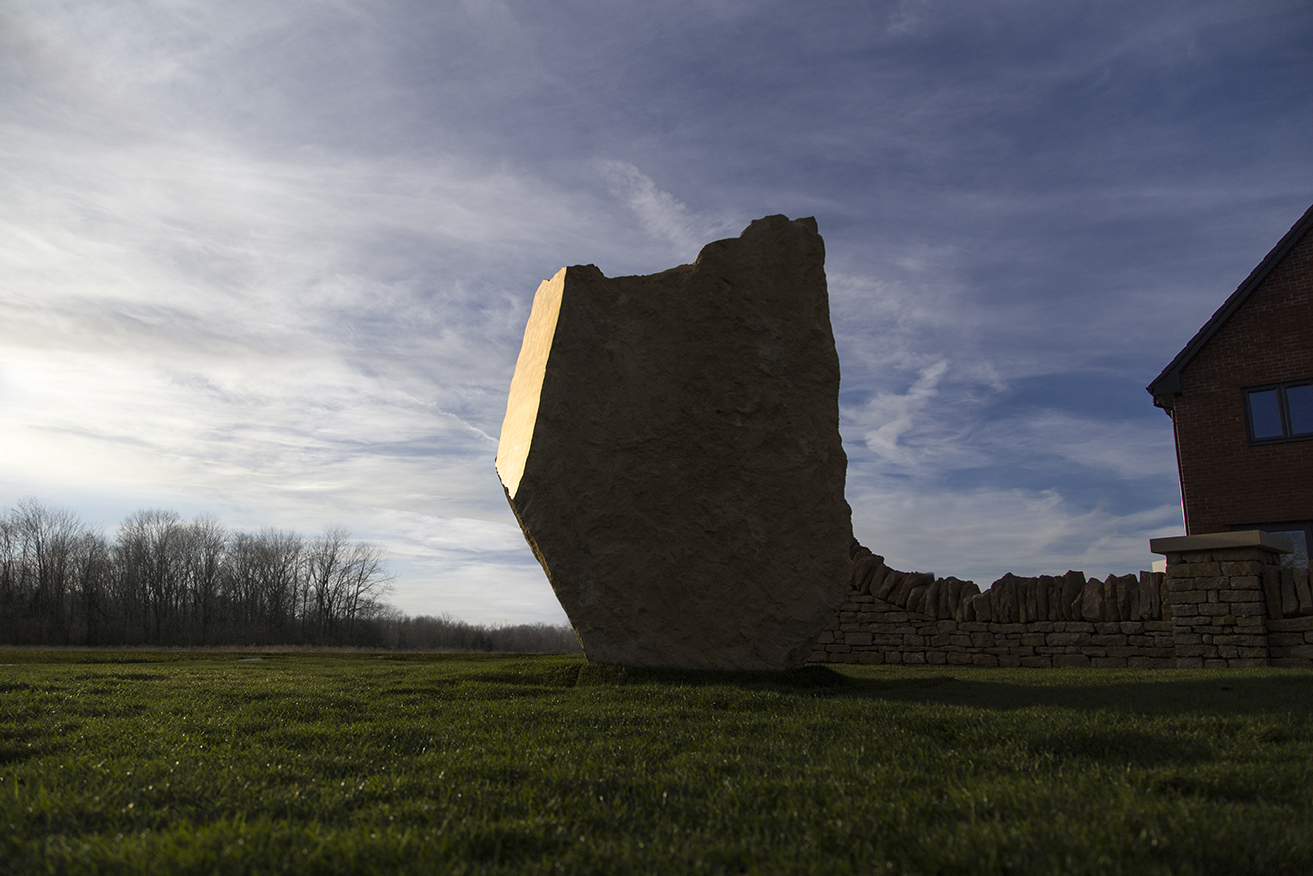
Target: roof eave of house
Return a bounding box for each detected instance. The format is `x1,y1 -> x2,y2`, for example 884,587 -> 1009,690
1145,200 -> 1313,403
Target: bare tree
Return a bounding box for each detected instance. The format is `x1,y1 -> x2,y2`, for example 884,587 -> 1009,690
255,528 -> 302,636
73,531 -> 113,646
10,498 -> 86,643
304,527 -> 392,642
116,509 -> 185,641
224,530 -> 259,633
304,525 -> 350,640
340,538 -> 393,635
0,511 -> 17,640
176,516 -> 227,645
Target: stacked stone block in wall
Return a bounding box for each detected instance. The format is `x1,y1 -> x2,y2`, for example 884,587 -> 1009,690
1264,566 -> 1313,620
1161,544 -> 1274,668
1267,613 -> 1313,667
1151,532 -> 1313,668
808,542 -> 1173,668
1265,565 -> 1313,667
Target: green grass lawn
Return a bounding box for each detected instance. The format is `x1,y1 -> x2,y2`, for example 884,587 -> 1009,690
2,652 -> 1311,875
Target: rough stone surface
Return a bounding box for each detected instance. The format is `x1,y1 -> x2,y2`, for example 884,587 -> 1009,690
495,215 -> 852,670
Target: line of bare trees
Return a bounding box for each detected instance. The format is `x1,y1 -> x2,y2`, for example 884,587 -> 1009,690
0,499 -> 373,647
375,612 -> 582,654
0,499 -> 582,651
0,498 -> 581,653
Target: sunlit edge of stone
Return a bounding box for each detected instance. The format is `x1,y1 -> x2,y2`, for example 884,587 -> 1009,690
495,267 -> 567,500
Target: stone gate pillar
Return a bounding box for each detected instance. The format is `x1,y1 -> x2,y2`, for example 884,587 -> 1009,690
1150,531 -> 1292,668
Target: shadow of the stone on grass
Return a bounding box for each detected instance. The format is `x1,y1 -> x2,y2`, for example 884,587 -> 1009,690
1030,728 -> 1213,767
836,671 -> 1313,717
574,662 -> 956,694
573,662 -> 1313,720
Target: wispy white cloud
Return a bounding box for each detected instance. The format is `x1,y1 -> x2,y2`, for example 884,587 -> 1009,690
856,360 -> 951,466
849,483 -> 1182,587
843,381 -> 1177,483
974,411 -> 1176,480
0,8 -> 625,621
885,0 -> 936,37
367,509 -> 567,625
595,160 -> 739,262
1,0 -> 1308,625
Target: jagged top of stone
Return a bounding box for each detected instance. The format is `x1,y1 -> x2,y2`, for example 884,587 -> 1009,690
609,215 -> 820,280
496,214 -> 823,499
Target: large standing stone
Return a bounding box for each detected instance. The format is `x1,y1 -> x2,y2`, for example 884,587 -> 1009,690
495,215 -> 852,670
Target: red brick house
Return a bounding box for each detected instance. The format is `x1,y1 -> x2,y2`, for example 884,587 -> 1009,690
1148,202 -> 1313,566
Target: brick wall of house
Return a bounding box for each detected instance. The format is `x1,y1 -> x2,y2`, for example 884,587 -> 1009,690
1172,229 -> 1313,533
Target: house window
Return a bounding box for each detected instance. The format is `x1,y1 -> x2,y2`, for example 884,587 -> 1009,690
1245,381 -> 1313,442
1233,521 -> 1312,569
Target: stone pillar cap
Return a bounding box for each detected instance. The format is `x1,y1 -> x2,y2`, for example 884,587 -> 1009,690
1149,530 -> 1293,555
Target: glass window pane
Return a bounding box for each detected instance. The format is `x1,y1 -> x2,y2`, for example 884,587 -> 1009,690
1270,530 -> 1309,569
1248,389 -> 1284,439
1286,384 -> 1313,435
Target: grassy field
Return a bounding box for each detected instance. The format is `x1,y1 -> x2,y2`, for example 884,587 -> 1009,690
2,652 -> 1312,875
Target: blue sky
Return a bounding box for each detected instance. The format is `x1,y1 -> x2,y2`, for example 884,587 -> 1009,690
3,0 -> 1312,624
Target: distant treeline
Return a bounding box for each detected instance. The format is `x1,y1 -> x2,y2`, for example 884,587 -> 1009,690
0,498 -> 581,654
378,613 -> 582,654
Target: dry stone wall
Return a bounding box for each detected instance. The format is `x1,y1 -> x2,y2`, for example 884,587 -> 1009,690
1151,532 -> 1313,668
1162,543 -> 1272,668
808,542 -> 1172,668
1265,566 -> 1313,621
1266,566 -> 1313,667
813,536 -> 1313,669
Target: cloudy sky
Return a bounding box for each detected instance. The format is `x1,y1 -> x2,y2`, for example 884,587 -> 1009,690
3,0 -> 1312,624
